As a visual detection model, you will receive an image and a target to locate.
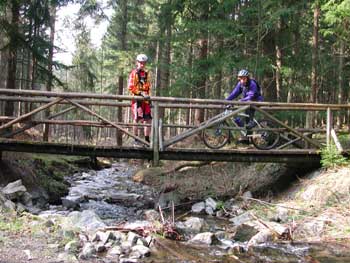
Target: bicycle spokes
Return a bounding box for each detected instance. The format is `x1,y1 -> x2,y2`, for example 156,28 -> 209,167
202,122 -> 231,149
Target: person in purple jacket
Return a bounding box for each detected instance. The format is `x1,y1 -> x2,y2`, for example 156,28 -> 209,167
226,69 -> 263,143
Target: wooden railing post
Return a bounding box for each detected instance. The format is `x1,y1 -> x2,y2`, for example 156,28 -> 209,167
159,118 -> 164,151
152,101 -> 160,166
326,107 -> 332,148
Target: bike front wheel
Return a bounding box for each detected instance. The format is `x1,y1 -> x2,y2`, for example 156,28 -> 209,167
251,119 -> 280,150
202,121 -> 231,149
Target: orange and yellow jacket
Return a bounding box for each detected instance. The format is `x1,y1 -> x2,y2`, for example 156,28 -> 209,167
128,68 -> 151,96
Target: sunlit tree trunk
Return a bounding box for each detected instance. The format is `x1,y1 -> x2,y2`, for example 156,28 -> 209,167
275,18 -> 282,102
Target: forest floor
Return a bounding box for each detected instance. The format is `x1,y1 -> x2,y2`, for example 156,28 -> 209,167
1,154 -> 350,262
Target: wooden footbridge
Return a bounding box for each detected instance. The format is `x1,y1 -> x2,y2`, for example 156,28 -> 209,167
0,89 -> 349,165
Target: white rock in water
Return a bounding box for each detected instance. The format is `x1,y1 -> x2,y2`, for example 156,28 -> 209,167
192,201 -> 205,213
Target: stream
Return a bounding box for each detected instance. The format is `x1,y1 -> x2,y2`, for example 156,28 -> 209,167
42,161 -> 350,263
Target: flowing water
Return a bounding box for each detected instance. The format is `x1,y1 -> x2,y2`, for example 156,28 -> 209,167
46,161 -> 350,262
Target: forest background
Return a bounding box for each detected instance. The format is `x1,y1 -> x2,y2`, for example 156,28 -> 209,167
0,0 -> 350,142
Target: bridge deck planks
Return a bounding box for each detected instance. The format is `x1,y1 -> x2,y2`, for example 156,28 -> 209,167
0,139 -> 323,163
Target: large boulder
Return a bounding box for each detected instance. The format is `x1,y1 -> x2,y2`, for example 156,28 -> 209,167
61,210 -> 106,232
1,179 -> 27,200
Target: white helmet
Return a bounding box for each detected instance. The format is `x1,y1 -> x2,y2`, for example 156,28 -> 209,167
136,54 -> 148,62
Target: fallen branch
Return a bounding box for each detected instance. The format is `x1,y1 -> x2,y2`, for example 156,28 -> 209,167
240,196 -> 309,213
160,161 -> 212,176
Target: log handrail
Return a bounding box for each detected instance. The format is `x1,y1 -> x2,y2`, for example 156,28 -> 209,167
1,88 -> 350,109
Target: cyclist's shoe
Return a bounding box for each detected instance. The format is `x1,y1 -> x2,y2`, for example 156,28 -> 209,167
246,121 -> 256,130
215,129 -> 222,136
132,139 -> 143,147
237,136 -> 249,144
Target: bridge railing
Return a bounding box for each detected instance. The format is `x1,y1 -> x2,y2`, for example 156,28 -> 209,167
0,89 -> 349,164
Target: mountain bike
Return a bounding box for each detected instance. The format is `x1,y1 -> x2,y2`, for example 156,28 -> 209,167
202,108 -> 280,150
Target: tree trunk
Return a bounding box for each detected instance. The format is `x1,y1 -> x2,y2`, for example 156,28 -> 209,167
311,2 -> 320,104
4,0 -> 20,128
44,3 -> 57,142
261,32 -> 276,102
185,42 -> 193,126
275,18 -> 282,102
337,40 -> 345,127
116,0 -> 127,146
194,38 -> 208,125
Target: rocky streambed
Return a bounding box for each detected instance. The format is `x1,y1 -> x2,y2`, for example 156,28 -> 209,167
1,160 -> 350,262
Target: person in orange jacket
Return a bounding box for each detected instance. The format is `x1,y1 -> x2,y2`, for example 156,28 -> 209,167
128,54 -> 152,145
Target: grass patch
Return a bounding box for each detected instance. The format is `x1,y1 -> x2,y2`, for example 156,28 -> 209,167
0,213 -> 25,233
320,145 -> 348,169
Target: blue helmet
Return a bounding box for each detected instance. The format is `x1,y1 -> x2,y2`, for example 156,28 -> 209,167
238,69 -> 249,77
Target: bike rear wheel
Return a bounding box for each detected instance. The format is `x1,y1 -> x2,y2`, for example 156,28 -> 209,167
202,121 -> 231,149
251,119 -> 280,150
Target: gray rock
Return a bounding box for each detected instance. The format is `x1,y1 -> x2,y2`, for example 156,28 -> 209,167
126,231 -> 139,246
242,191 -> 253,200
95,242 -> 106,253
265,221 -> 289,236
205,206 -> 214,215
136,237 -> 148,246
189,232 -> 218,245
119,258 -> 138,263
107,245 -> 122,256
216,210 -> 225,217
129,250 -> 143,259
176,217 -> 205,234
229,212 -> 253,226
274,206 -> 289,223
120,241 -> 132,254
16,203 -> 27,213
91,231 -> 114,245
247,229 -> 274,246
218,239 -> 235,250
0,192 -> 7,208
157,191 -> 181,209
2,180 -> 27,200
143,209 -> 160,221
131,244 -> 151,257
110,231 -> 126,243
64,240 -> 80,254
61,196 -> 82,210
79,243 -> 96,260
4,200 -> 16,211
62,210 -> 106,232
21,192 -> 33,206
233,223 -> 260,242
191,201 -> 205,213
205,197 -> 218,211
44,219 -> 55,228
123,220 -> 151,230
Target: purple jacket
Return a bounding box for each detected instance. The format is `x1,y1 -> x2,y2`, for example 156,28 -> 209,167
226,79 -> 263,102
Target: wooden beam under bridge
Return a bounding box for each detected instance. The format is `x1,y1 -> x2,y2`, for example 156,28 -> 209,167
0,139 -> 322,163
